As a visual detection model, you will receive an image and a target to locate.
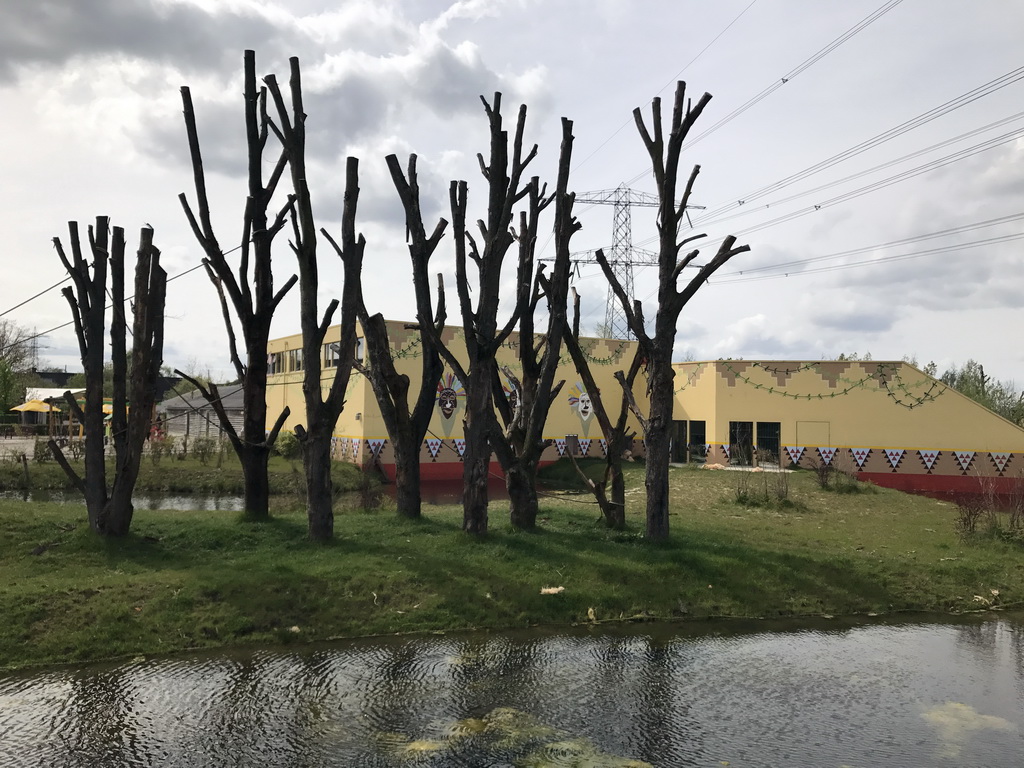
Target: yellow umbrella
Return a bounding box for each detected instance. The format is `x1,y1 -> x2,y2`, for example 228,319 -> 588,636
10,400 -> 61,413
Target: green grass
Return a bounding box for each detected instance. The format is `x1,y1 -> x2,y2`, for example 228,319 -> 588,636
0,451 -> 366,495
1,461 -> 1022,671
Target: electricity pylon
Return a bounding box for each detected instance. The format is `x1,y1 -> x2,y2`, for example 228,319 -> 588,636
557,184 -> 703,339
573,185 -> 659,339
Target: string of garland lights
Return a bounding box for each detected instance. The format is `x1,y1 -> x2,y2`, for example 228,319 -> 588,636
389,336 -> 422,360
717,361 -> 943,407
751,361 -> 823,376
674,363 -> 707,393
580,339 -> 631,366
879,365 -> 946,409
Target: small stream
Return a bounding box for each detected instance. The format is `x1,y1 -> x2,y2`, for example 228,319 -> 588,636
1,616 -> 1022,766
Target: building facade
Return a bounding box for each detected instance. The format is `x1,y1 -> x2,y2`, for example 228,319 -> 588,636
672,360 -> 1024,493
266,320 -> 644,480
265,321 -> 1024,494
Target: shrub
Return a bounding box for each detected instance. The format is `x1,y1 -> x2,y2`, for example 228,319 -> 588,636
192,436 -> 218,466
149,435 -> 175,466
735,468 -> 791,507
32,438 -> 52,464
66,438 -> 85,462
275,431 -> 300,460
954,472 -> 1024,545
809,457 -> 833,489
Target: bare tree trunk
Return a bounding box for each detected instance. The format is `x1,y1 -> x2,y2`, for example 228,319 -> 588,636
391,435 -> 423,517
598,81 -> 749,540
178,49 -> 297,521
352,155 -> 448,520
643,359 -> 675,538
264,59 -> 364,540
301,423 -> 334,540
51,219 -> 165,536
506,461 -> 540,528
462,361 -> 495,533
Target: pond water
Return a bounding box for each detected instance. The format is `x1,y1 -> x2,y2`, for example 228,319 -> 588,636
0,478 -> 520,510
1,616 -> 1022,767
0,490 -> 245,512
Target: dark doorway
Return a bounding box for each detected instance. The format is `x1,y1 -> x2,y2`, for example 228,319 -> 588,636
689,420 -> 706,462
671,421 -> 688,463
756,422 -> 781,465
729,421 -> 754,466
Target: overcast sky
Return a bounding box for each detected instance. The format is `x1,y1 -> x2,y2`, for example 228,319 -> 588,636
2,0 -> 1023,384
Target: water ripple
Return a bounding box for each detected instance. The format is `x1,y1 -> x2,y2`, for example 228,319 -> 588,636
1,618 -> 1022,766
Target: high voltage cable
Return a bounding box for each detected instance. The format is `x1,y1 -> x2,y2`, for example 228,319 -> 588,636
723,126 -> 1024,239
0,277 -> 71,318
689,113 -> 1024,232
694,64 -> 1024,223
596,112 -> 1024,255
710,232 -> 1024,285
14,256 -> 216,349
625,121 -> 1024,250
575,210 -> 1024,328
573,0 -> 758,174
622,0 -> 905,188
719,211 -> 1024,277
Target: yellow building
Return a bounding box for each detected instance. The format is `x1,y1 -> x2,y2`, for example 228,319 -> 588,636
266,319 -> 643,480
267,323 -> 1024,494
672,360 -> 1024,493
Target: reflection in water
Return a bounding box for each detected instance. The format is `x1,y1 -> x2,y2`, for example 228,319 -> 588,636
1,618 -> 1023,766
0,490 -> 244,512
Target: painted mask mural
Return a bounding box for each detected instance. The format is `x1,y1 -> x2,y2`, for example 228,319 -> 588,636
502,376 -> 519,413
436,373 -> 464,420
568,382 -> 593,422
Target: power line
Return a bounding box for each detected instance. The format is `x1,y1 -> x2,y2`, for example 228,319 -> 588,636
724,126 -> 1024,239
573,0 -> 759,173
711,231 -> 1024,285
718,211 -> 1024,277
694,64 -> 1024,224
688,114 -> 1024,234
14,256 -> 216,349
622,0 -> 905,188
0,277 -> 71,318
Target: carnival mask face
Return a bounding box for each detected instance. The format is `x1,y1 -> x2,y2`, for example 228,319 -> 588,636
438,388 -> 458,419
577,392 -> 593,421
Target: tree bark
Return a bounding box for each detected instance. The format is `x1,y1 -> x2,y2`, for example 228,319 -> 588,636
506,461 -> 540,529
179,49 -> 296,521
597,81 -> 750,540
391,435 -> 423,519
51,220 -> 165,537
461,361 -> 495,533
300,423 -> 334,540
264,59 -> 365,540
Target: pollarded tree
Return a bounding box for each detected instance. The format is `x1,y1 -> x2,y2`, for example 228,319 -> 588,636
598,81 -> 750,540
261,57 -> 365,541
352,154 -> 448,520
178,49 -> 297,521
50,218 -> 166,536
489,117 -> 579,529
561,287 -> 643,530
418,93 -> 539,534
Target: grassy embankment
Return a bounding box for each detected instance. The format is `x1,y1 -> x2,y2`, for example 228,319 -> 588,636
1,457 -> 1022,670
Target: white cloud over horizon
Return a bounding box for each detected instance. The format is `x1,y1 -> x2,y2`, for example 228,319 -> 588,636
2,0 -> 1023,387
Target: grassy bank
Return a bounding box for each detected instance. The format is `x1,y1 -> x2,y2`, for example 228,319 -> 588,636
1,461 -> 1021,670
